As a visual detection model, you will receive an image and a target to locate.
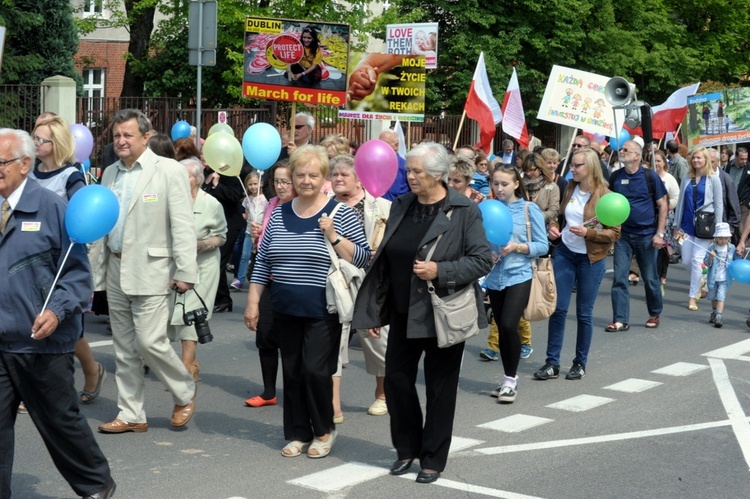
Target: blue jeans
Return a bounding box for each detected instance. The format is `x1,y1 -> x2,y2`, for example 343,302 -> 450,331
236,232 -> 253,285
546,243 -> 606,367
611,232 -> 662,323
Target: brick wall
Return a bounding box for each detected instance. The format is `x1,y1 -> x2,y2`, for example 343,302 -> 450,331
75,41 -> 129,98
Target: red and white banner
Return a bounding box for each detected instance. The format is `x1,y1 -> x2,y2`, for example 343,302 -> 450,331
501,67 -> 529,149
625,83 -> 700,139
464,52 -> 502,155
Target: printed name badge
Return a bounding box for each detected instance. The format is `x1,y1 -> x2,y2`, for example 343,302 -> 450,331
22,221 -> 41,231
621,179 -> 629,185
143,194 -> 158,203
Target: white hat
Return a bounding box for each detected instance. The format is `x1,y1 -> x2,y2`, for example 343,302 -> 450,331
632,135 -> 644,147
714,222 -> 731,238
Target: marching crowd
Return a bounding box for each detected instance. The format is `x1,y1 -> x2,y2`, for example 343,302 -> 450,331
1,107 -> 748,496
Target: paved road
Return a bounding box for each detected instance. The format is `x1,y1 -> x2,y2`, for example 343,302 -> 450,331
11,260 -> 750,498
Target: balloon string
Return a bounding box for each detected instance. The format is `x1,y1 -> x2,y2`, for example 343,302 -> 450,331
237,175 -> 249,200
36,242 -> 75,336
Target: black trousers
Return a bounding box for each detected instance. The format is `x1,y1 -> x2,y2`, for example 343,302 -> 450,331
0,352 -> 111,498
488,279 -> 532,378
274,313 -> 340,442
215,226 -> 242,307
385,310 -> 465,472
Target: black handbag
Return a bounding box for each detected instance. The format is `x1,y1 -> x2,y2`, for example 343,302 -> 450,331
692,179 -> 715,239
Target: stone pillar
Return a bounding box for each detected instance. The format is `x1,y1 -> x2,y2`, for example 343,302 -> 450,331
41,75 -> 77,124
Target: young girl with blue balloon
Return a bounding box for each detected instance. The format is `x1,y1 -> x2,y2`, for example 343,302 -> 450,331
483,165 -> 547,403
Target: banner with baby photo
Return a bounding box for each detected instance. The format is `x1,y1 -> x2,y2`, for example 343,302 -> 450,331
537,65 -> 626,137
385,23 -> 438,69
243,17 -> 350,106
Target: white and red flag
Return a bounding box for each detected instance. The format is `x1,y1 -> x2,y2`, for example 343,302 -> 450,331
501,67 -> 529,149
463,52 -> 502,155
625,83 -> 700,139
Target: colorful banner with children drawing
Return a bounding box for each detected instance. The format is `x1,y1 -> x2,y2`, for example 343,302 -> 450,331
243,17 -> 349,106
385,23 -> 438,69
537,65 -> 625,137
686,89 -> 750,147
339,53 -> 426,122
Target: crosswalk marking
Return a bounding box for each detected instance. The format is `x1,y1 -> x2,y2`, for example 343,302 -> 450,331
546,394 -> 614,412
651,361 -> 708,376
604,378 -> 663,393
449,436 -> 484,453
287,462 -> 389,492
702,338 -> 750,360
397,473 -> 545,498
478,414 -> 553,433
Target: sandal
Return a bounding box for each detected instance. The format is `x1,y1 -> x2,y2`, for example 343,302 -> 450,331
605,322 -> 629,332
645,316 -> 659,328
281,440 -> 312,458
80,362 -> 106,404
308,429 -> 338,459
629,273 -> 639,286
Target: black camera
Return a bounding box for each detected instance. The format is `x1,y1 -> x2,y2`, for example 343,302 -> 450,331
184,307 -> 213,344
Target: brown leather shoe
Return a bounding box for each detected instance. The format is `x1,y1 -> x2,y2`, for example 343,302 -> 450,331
98,419 -> 148,433
171,398 -> 195,427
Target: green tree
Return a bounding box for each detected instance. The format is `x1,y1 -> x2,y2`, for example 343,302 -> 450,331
0,0 -> 82,90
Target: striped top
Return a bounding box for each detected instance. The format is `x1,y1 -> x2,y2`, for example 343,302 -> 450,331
251,198 -> 370,319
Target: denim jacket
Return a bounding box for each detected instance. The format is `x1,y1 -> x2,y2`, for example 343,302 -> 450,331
485,198 -> 548,291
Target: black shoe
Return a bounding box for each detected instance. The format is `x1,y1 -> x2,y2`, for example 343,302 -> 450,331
714,317 -> 723,328
390,459 -> 414,475
709,312 -> 716,324
566,362 -> 586,380
83,478 -> 116,499
416,470 -> 440,483
533,363 -> 560,380
213,302 -> 233,313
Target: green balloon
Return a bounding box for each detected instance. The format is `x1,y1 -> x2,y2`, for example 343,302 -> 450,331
595,192 -> 630,226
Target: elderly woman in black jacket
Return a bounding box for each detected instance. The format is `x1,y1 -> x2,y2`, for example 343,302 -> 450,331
352,142 -> 492,484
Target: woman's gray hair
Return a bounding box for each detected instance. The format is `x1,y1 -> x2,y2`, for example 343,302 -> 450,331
329,154 -> 356,178
450,154 -> 475,181
407,141 -> 450,182
180,157 -> 205,184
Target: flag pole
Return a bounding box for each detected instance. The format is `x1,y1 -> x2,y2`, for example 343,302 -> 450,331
559,129 -> 578,178
452,110 -> 467,151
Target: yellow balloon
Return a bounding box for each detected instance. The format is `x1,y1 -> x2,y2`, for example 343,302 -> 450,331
208,122 -> 234,136
202,132 -> 243,176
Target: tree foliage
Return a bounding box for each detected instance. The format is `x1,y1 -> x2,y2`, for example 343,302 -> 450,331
0,0 -> 82,91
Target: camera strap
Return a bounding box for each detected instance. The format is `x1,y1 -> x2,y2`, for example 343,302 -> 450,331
172,288 -> 210,316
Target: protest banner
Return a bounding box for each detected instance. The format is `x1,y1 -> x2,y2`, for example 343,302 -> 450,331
243,17 -> 349,106
385,23 -> 438,69
339,53 -> 426,122
686,89 -> 750,147
537,65 -> 625,137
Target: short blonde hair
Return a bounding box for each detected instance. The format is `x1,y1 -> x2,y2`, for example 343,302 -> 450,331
289,144 -> 329,178
33,116 -> 76,166
540,148 -> 560,163
320,134 -> 350,157
687,147 -> 714,178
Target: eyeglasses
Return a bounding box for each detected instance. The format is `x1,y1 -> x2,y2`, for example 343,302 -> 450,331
33,136 -> 53,145
0,157 -> 22,168
572,143 -> 586,148
294,125 -> 307,129
274,179 -> 292,186
619,148 -> 639,155
570,162 -> 586,169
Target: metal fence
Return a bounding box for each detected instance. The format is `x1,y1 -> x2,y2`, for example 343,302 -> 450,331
0,85 -> 43,132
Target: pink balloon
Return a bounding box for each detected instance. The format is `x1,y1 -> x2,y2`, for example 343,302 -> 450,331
354,139 -> 398,198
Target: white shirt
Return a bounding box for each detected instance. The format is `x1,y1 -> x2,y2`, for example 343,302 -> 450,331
107,161 -> 143,253
714,244 -> 728,282
562,185 -> 591,254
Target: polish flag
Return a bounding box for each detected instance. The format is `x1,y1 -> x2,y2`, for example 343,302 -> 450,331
501,67 -> 529,149
464,52 -> 502,155
625,83 -> 700,139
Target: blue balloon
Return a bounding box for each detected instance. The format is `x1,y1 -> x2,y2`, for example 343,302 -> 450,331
609,128 -> 631,150
65,185 -> 120,244
81,158 -> 91,173
171,120 -> 191,141
729,260 -> 750,284
478,199 -> 513,246
242,123 -> 282,171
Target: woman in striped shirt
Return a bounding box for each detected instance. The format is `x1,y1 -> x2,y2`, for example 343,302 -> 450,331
245,145 -> 370,459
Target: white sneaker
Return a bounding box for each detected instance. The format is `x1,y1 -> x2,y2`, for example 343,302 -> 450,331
367,398 -> 388,416
497,385 -> 517,403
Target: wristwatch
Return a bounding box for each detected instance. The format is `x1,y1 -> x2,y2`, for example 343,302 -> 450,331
657,232 -> 665,238
331,235 -> 343,246
515,244 -> 523,253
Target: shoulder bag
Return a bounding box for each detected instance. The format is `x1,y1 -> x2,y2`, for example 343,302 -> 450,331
522,203 -> 557,322
324,203 -> 366,323
693,178 -> 715,239
425,208 -> 480,348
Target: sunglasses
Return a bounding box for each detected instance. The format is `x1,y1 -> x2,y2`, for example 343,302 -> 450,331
294,124 -> 307,129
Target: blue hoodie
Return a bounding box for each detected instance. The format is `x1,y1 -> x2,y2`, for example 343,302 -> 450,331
485,198 -> 548,291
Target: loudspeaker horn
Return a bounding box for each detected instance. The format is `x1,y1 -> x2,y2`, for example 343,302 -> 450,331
604,77 -> 635,107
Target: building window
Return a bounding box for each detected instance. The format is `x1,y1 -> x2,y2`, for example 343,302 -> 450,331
83,0 -> 102,17
82,68 -> 105,126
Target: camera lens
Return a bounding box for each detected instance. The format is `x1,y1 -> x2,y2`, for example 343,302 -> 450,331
195,319 -> 213,344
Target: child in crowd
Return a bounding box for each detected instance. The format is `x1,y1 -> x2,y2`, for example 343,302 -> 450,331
231,172 -> 267,290
704,223 -> 735,328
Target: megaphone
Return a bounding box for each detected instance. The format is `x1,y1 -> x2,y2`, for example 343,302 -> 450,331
604,77 -> 635,107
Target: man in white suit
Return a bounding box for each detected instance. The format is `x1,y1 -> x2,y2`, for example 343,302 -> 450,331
94,109 -> 198,433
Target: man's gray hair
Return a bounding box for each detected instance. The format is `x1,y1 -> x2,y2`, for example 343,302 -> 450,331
0,128 -> 35,160
407,141 -> 450,182
296,112 -> 315,128
180,157 -> 205,184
